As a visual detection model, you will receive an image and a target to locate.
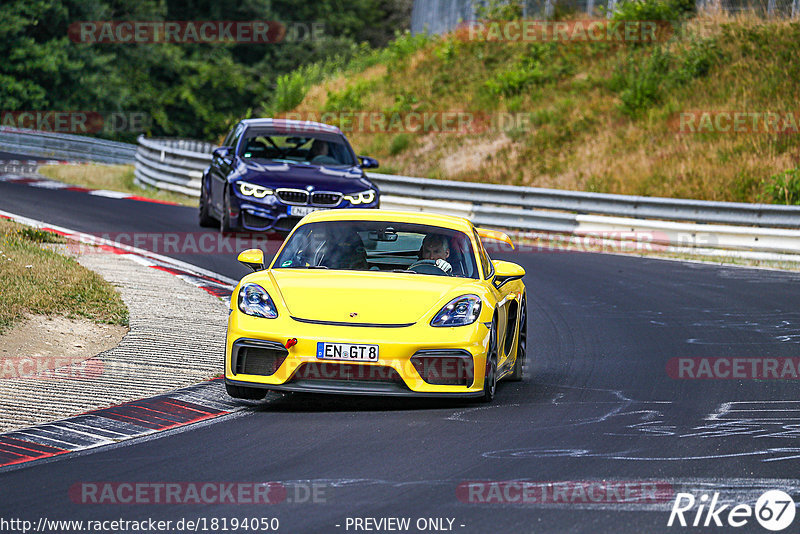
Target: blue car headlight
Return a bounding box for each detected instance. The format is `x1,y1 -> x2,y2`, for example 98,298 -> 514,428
431,295 -> 482,327
237,283 -> 278,318
343,189 -> 376,205
238,182 -> 273,199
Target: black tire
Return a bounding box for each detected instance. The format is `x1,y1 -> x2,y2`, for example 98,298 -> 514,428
225,382 -> 267,400
198,178 -> 216,227
479,318 -> 499,403
220,187 -> 235,234
508,297 -> 527,382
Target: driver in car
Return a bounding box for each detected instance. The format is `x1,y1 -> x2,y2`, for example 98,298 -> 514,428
309,139 -> 338,165
411,234 -> 453,274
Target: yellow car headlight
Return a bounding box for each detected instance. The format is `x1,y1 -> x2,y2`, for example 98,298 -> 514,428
431,295 -> 482,327
344,189 -> 376,205
237,283 -> 278,319
238,182 -> 273,199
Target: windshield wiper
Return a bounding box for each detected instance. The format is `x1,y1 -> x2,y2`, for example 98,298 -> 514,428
391,269 -> 418,274
303,265 -> 328,269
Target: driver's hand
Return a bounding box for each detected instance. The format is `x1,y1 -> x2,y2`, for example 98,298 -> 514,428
435,259 -> 453,274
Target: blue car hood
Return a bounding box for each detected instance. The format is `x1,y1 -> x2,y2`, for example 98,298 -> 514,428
234,161 -> 374,193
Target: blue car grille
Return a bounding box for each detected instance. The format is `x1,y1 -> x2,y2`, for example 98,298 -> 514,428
311,192 -> 342,206
277,190 -> 308,205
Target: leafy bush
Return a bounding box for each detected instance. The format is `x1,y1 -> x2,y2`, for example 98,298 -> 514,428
612,0 -> 678,21
434,38 -> 458,64
388,91 -> 419,114
612,0 -> 694,21
678,38 -> 719,80
325,80 -> 377,112
484,44 -> 575,97
610,34 -> 720,117
384,31 -> 432,65
474,0 -> 525,21
271,72 -> 308,114
610,47 -> 672,116
485,63 -> 547,97
762,168 -> 800,205
389,133 -> 412,155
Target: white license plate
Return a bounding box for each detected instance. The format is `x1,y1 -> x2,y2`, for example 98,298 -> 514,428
316,342 -> 379,362
288,206 -> 322,217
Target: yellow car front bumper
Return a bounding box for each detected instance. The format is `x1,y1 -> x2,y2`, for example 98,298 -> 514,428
224,311 -> 492,397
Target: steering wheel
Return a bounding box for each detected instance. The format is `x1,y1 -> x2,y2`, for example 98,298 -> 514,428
407,259 -> 448,275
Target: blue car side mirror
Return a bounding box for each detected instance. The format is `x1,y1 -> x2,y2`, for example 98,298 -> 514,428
359,156 -> 379,169
213,146 -> 233,159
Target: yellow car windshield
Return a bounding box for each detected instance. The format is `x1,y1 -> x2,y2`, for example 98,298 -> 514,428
273,221 -> 480,279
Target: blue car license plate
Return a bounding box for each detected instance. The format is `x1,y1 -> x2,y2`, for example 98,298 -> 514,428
288,206 -> 322,217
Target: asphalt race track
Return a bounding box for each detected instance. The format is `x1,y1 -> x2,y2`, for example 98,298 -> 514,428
1,177 -> 800,533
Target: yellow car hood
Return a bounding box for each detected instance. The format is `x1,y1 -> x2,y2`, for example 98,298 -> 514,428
267,269 -> 474,325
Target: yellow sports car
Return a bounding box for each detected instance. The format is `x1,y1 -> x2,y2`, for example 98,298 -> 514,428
224,209 -> 527,402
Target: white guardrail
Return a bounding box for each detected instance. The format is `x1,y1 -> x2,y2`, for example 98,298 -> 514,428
4,131 -> 800,257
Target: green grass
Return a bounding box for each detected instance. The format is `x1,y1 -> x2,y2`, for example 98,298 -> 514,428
284,9 -> 800,204
0,219 -> 129,334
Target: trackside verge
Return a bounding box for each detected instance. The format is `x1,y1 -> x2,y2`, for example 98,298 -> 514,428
0,211 -> 243,469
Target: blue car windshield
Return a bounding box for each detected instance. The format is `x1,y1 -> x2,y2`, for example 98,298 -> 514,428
239,131 -> 356,167
273,221 -> 480,279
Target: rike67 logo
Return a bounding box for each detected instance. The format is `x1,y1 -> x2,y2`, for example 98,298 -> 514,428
668,490 -> 796,531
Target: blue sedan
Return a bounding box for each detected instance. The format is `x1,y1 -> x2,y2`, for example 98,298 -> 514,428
199,118 -> 380,233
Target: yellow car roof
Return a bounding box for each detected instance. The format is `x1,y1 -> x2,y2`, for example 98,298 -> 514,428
300,209 -> 476,233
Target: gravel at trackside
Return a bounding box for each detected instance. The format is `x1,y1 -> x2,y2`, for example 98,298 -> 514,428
0,251 -> 229,432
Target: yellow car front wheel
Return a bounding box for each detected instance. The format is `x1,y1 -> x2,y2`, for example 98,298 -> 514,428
479,318 -> 499,403
508,297 -> 527,382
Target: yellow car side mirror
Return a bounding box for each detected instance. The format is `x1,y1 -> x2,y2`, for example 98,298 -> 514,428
492,260 -> 525,288
238,249 -> 265,272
